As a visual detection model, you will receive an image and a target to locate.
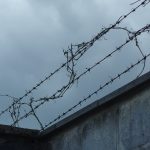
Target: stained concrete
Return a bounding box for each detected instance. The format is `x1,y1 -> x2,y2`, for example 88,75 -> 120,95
0,72 -> 150,150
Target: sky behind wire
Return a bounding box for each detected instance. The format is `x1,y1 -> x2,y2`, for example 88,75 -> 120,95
0,0 -> 150,129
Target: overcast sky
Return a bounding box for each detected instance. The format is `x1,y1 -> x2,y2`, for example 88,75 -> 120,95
0,0 -> 150,129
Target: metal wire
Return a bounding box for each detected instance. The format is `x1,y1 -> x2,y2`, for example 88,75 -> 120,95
42,53 -> 150,130
0,0 -> 149,119
10,24 -> 150,128
0,0 -> 149,130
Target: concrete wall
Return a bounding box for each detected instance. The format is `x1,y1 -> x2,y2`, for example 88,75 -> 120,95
40,72 -> 150,150
0,72 -> 150,150
0,136 -> 38,150
0,125 -> 39,150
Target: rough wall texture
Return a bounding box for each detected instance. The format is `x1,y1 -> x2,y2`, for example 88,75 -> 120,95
0,126 -> 39,150
41,80 -> 150,150
0,136 -> 38,150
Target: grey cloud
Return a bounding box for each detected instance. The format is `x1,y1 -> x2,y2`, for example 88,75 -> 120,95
0,0 -> 150,129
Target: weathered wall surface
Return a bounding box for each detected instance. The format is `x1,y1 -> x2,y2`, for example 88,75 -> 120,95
40,74 -> 150,150
0,136 -> 38,150
0,125 -> 39,150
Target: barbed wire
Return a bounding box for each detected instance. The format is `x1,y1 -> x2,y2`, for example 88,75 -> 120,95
0,0 -> 150,130
130,0 -> 150,5
41,53 -> 150,130
10,24 -> 150,128
0,0 -> 149,120
33,24 -> 150,104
